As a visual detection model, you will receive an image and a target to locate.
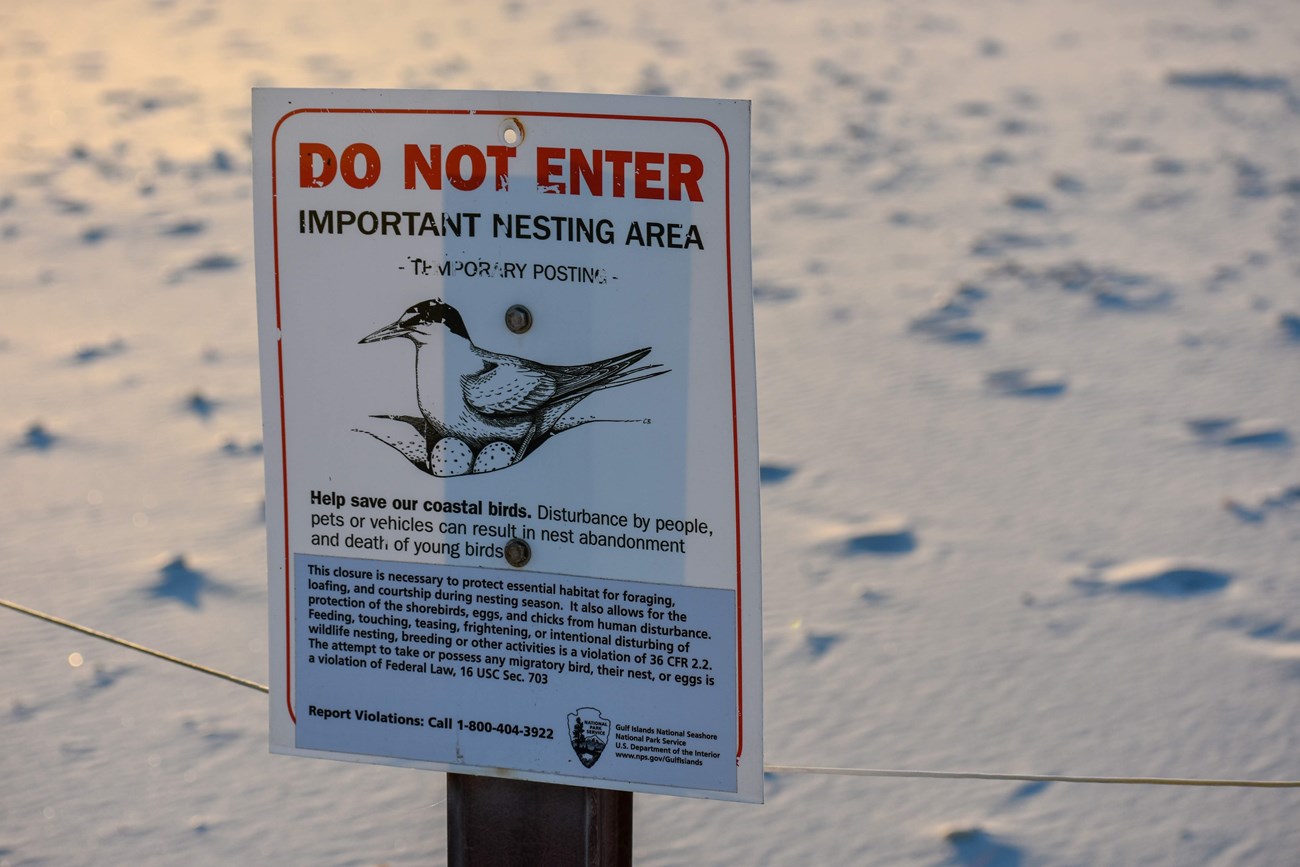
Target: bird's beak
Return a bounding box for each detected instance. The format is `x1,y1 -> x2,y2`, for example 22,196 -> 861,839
358,320 -> 407,344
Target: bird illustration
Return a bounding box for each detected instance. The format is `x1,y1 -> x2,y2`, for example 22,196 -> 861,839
358,299 -> 668,475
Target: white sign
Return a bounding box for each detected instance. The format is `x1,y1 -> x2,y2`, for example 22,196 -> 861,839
252,88 -> 762,802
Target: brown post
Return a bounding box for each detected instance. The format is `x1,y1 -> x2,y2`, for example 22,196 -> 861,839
447,774 -> 633,866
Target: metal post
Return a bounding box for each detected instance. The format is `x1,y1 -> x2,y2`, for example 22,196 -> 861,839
447,774 -> 632,866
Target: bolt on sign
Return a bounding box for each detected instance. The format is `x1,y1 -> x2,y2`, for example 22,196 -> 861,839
253,89 -> 762,802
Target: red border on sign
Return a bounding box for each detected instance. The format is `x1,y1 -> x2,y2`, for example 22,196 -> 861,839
269,105 -> 747,758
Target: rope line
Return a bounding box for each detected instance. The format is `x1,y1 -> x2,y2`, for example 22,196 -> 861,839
5,598 -> 1300,789
0,597 -> 268,694
763,764 -> 1300,789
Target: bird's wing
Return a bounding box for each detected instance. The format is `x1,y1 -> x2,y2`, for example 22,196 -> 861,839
461,358 -> 558,415
464,346 -> 665,417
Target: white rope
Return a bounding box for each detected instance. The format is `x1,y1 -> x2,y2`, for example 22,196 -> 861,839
6,598 -> 1299,790
763,764 -> 1300,789
1,597 -> 268,693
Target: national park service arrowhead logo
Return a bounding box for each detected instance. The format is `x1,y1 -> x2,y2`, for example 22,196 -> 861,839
567,707 -> 610,768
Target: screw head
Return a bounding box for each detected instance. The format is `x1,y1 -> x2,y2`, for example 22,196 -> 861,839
505,305 -> 532,334
504,538 -> 531,568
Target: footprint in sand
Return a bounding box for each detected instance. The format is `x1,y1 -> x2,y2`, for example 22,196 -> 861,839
1006,192 -> 1050,211
985,368 -> 1068,397
183,390 -> 220,420
146,555 -> 230,609
1218,614 -> 1300,670
75,663 -> 135,694
168,252 -> 240,283
1275,311 -> 1300,341
759,463 -> 796,485
160,219 -> 207,237
971,229 -> 1065,257
16,422 -> 59,450
752,281 -> 800,303
910,284 -> 988,343
71,338 -> 127,364
80,225 -> 110,244
1020,261 -> 1173,311
940,824 -> 1027,867
219,438 -> 263,457
1165,70 -> 1290,93
803,631 -> 842,659
821,516 -> 918,556
1222,483 -> 1300,522
1186,417 -> 1290,447
1076,557 -> 1232,596
788,619 -> 843,660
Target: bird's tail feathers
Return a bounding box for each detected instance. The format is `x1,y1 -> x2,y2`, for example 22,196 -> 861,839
602,364 -> 669,390
596,346 -> 653,375
549,349 -> 668,402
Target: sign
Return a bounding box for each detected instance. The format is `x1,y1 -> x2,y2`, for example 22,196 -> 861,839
252,88 -> 762,802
